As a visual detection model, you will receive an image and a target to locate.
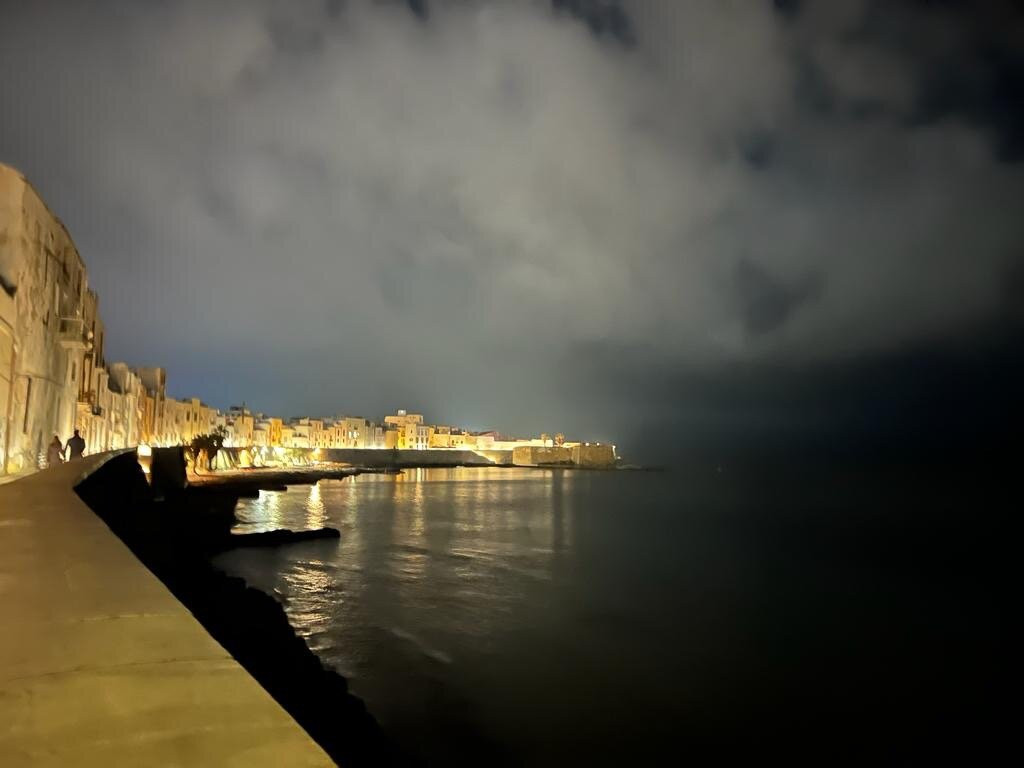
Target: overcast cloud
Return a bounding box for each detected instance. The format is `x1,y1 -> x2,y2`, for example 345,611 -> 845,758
2,0 -> 1021,460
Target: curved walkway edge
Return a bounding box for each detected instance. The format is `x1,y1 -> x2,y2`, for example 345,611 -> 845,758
0,453 -> 333,766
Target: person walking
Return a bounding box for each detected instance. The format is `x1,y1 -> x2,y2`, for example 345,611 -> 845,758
65,429 -> 86,460
46,435 -> 64,468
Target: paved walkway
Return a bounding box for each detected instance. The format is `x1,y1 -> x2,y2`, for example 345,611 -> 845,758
0,454 -> 333,766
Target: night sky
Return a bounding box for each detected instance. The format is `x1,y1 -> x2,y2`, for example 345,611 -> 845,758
2,0 -> 1021,463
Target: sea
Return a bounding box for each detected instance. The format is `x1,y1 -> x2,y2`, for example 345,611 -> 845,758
213,464 -> 1004,765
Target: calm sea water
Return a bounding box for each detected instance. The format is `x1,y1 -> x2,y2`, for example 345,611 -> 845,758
213,465 -> 1002,765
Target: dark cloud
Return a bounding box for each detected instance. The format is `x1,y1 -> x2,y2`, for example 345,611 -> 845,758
551,0 -> 634,46
1,0 -> 1020,460
733,259 -> 822,337
783,0 -> 1024,157
405,0 -> 429,22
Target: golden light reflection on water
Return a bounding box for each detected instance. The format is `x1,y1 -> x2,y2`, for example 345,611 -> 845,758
549,470 -> 573,574
305,482 -> 327,529
408,477 -> 425,539
283,561 -> 335,637
236,488 -> 284,531
230,468 -> 582,646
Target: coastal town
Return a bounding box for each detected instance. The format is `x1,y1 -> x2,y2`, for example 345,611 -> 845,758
0,164 -> 615,479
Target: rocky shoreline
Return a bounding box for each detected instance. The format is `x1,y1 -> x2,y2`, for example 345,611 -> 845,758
75,451 -> 407,767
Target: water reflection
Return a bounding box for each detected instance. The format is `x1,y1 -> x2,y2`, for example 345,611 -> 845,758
227,468 -> 581,695
234,488 -> 284,531
284,560 -> 335,638
551,469 -> 564,554
408,473 -> 425,538
306,482 -> 327,529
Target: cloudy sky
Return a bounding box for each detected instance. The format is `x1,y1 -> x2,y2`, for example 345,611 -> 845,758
2,0 -> 1021,461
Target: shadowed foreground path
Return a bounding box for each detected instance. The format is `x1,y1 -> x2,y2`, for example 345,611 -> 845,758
0,453 -> 332,766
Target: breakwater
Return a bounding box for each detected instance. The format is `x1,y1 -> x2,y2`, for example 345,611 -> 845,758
74,451 -> 401,766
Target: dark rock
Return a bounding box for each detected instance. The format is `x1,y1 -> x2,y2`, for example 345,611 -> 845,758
219,527 -> 341,551
150,446 -> 187,498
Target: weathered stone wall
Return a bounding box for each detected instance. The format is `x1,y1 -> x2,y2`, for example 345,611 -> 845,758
1,165 -> 151,478
511,445 -> 574,466
0,164 -> 85,474
572,443 -> 617,468
0,289 -> 15,472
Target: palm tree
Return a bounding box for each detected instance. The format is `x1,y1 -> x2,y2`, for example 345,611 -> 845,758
188,426 -> 227,472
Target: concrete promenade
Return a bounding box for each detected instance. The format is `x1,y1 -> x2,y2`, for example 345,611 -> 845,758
0,453 -> 332,766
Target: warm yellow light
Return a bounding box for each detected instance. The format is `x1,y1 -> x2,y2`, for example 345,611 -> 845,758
138,444 -> 152,457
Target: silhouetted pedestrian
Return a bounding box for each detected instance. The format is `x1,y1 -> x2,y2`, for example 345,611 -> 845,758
66,429 -> 86,460
46,436 -> 64,468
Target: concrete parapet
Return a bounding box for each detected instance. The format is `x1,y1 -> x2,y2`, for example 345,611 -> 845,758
0,452 -> 332,765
